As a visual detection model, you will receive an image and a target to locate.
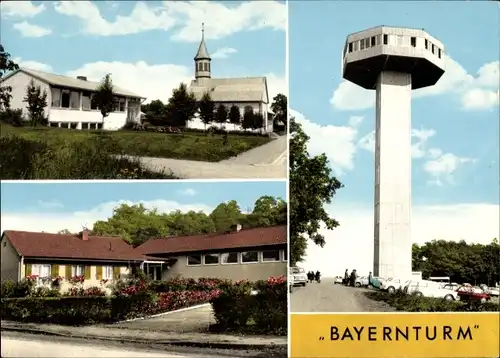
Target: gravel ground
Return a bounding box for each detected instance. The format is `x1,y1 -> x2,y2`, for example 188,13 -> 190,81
290,278 -> 395,312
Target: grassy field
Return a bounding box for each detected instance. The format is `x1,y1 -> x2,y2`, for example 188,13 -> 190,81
0,124 -> 271,162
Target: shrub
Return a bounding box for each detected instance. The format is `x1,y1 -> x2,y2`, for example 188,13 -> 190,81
65,286 -> 106,297
0,109 -> 24,127
0,296 -> 112,325
252,277 -> 287,334
30,286 -> 61,298
211,283 -> 254,328
151,290 -> 221,315
365,289 -> 500,312
149,277 -> 236,293
1,279 -> 35,298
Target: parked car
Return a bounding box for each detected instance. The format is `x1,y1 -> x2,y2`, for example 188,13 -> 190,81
355,276 -> 369,287
479,284 -> 499,298
457,285 -> 490,303
404,280 -> 459,301
333,276 -> 343,284
381,277 -> 409,293
291,266 -> 307,287
370,277 -> 386,289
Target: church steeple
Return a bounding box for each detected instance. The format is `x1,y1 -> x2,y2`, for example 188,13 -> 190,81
194,23 -> 211,81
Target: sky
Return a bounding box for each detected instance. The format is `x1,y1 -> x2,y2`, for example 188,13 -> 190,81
289,1 -> 500,276
0,181 -> 286,233
0,0 -> 287,103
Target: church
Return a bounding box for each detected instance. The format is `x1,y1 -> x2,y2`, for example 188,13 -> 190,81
187,25 -> 274,133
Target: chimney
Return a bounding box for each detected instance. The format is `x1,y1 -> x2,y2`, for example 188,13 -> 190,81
81,229 -> 88,241
231,224 -> 242,232
77,76 -> 87,81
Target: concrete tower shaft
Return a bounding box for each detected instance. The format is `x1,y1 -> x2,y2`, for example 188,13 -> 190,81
341,26 -> 445,280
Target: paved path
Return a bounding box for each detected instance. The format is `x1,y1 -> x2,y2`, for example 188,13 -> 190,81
124,136 -> 287,179
1,332 -> 212,358
290,278 -> 395,313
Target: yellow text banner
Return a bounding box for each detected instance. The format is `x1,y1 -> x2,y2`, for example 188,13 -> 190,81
291,313 -> 500,358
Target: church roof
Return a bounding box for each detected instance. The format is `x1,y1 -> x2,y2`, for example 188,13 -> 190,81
189,77 -> 269,103
194,25 -> 210,60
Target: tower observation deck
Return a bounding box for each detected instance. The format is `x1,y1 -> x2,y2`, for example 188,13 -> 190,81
341,26 -> 445,279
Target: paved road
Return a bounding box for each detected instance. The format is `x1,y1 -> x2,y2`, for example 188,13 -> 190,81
122,136 -> 287,179
1,332 -> 215,358
290,278 -> 395,313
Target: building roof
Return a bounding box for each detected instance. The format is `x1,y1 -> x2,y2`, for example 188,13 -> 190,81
1,68 -> 145,99
2,230 -> 155,262
136,225 -> 287,255
189,77 -> 269,103
194,27 -> 210,60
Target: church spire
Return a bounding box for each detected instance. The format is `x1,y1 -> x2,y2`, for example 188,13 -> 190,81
194,22 -> 211,81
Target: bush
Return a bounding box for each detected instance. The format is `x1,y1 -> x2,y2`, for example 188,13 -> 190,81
149,277 -> 237,293
0,296 -> 112,325
365,289 -> 500,312
1,279 -> 35,298
0,109 -> 25,127
210,276 -> 287,335
0,135 -> 175,179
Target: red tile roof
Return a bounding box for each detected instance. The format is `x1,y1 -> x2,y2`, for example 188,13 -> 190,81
136,225 -> 287,255
3,230 -> 153,262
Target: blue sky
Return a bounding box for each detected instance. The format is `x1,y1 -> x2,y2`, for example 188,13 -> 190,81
1,181 -> 286,215
1,1 -> 286,103
289,1 -> 499,274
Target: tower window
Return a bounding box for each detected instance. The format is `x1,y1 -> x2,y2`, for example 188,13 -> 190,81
348,42 -> 353,53
410,37 -> 416,47
360,39 -> 365,50
383,34 -> 388,45
202,62 -> 208,71
365,38 -> 370,48
371,36 -> 376,47
425,39 -> 428,49
431,44 -> 435,54
438,48 -> 442,58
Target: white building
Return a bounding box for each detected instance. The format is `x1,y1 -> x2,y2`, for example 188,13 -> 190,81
188,26 -> 274,133
1,68 -> 145,130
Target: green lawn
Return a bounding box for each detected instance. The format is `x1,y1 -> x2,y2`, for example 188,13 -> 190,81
0,124 -> 271,162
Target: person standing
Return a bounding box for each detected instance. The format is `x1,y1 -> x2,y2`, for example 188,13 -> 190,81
344,269 -> 349,285
350,269 -> 357,287
368,271 -> 373,287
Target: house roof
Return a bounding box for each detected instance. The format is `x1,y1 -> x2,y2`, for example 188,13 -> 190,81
135,225 -> 287,255
189,77 -> 269,103
2,230 -> 156,262
1,68 -> 145,99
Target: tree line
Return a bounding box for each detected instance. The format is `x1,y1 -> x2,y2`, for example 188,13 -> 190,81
142,88 -> 288,131
413,239 -> 500,286
58,195 -> 287,247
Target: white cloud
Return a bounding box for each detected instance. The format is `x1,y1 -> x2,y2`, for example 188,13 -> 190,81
331,56 -> 499,111
178,188 -> 197,196
211,47 -> 237,59
266,72 -> 287,100
1,199 -> 213,234
13,21 -> 52,37
290,109 -> 361,175
53,1 -> 285,40
423,152 -> 476,186
0,1 -> 46,18
12,57 -> 53,72
301,202 -> 500,277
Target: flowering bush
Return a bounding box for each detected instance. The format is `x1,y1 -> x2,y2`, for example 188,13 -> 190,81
1,279 -> 35,298
65,286 -> 106,297
152,289 -> 222,314
67,275 -> 85,285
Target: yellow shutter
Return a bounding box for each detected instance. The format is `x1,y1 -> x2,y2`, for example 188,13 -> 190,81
51,264 -> 59,278
25,264 -> 32,277
96,266 -> 103,280
84,266 -> 91,280
113,266 -> 120,280
65,265 -> 72,278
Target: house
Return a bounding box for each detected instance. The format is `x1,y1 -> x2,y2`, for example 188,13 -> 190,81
0,68 -> 145,131
136,225 -> 287,282
0,229 -> 157,292
187,25 -> 275,133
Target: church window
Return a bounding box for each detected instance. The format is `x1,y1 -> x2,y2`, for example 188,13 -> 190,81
348,42 -> 353,53
410,37 -> 416,47
383,34 -> 388,45
208,62 -> 211,72
371,36 -> 375,47
360,39 -> 365,50
203,62 -> 208,71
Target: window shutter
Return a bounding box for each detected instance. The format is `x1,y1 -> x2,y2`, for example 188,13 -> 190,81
25,264 -> 32,277
96,266 -> 103,280
84,266 -> 91,280
113,266 -> 120,280
65,265 -> 72,278
51,264 -> 59,278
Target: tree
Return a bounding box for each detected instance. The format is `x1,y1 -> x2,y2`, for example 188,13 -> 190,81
57,229 -> 73,235
23,79 -> 47,127
245,196 -> 287,228
215,104 -> 228,129
270,93 -> 287,129
92,74 -> 115,120
242,106 -> 254,130
165,83 -> 198,126
0,44 -> 20,111
209,200 -> 246,233
141,99 -> 166,116
252,112 -> 265,131
229,105 -> 241,130
289,117 -> 343,264
198,92 -> 215,129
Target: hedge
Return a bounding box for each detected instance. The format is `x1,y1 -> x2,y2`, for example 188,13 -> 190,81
210,276 -> 287,335
365,289 -> 500,312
